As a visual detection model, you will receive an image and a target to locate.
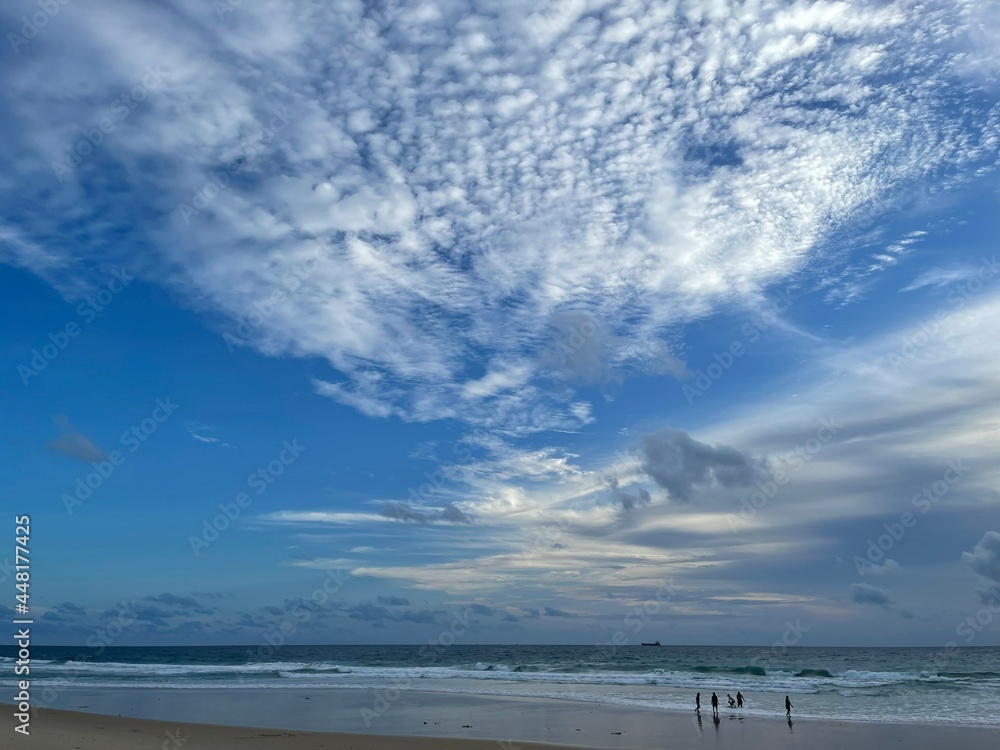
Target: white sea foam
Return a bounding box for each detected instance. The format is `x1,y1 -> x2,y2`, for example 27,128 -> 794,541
6,653 -> 997,729
25,660 -> 995,694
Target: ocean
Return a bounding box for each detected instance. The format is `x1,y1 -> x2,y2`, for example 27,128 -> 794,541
3,644 -> 999,726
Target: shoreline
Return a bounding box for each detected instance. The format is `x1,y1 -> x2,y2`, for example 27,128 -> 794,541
5,688 -> 1000,749
5,678 -> 998,729
3,708 -> 585,750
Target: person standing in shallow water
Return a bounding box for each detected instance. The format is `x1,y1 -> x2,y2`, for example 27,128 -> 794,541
736,691 -> 744,708
711,692 -> 719,717
695,692 -> 701,713
785,695 -> 793,718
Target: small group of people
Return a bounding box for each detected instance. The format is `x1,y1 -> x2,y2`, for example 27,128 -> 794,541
694,691 -> 792,719
694,690 -> 744,717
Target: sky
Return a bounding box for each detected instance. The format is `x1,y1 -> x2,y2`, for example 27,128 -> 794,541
2,0 -> 1000,648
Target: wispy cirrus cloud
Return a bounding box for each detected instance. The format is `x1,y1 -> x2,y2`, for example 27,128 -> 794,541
186,422 -> 231,447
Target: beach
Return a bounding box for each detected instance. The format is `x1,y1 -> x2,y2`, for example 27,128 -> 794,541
5,688 -> 1000,750
5,645 -> 999,748
7,644 -> 999,725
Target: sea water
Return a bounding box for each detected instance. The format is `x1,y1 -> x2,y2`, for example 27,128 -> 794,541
2,645 -> 998,725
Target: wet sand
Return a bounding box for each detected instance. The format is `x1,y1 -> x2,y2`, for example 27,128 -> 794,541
4,689 -> 1000,749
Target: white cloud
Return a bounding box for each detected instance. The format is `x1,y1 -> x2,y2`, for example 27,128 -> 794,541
325,290 -> 1000,610
186,423 -> 230,447
3,0 -> 996,435
901,265 -> 987,292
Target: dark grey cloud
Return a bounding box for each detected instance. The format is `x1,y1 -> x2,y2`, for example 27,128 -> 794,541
378,501 -> 473,524
40,601 -> 90,624
335,601 -> 445,627
40,611 -> 72,624
468,603 -> 495,616
520,607 -> 540,618
501,613 -> 519,622
635,427 -> 767,502
192,591 -> 232,600
376,595 -> 411,606
608,475 -> 652,511
544,606 -> 579,618
851,583 -> 893,608
145,593 -> 215,615
237,613 -> 270,628
132,605 -> 174,626
399,609 -> 439,624
145,592 -> 198,608
348,603 -> 390,622
46,416 -> 106,463
962,531 -> 1000,582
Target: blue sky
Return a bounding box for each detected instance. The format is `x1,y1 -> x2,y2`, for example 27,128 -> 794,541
2,0 -> 1000,647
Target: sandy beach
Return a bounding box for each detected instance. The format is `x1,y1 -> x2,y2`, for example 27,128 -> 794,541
4,707 -> 572,750
5,689 -> 1000,750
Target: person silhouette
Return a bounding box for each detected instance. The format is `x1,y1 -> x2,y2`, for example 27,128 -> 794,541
736,691 -> 744,708
711,692 -> 719,717
695,692 -> 701,713
785,695 -> 793,718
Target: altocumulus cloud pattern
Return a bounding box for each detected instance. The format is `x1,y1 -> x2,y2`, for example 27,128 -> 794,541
3,0 -> 998,435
